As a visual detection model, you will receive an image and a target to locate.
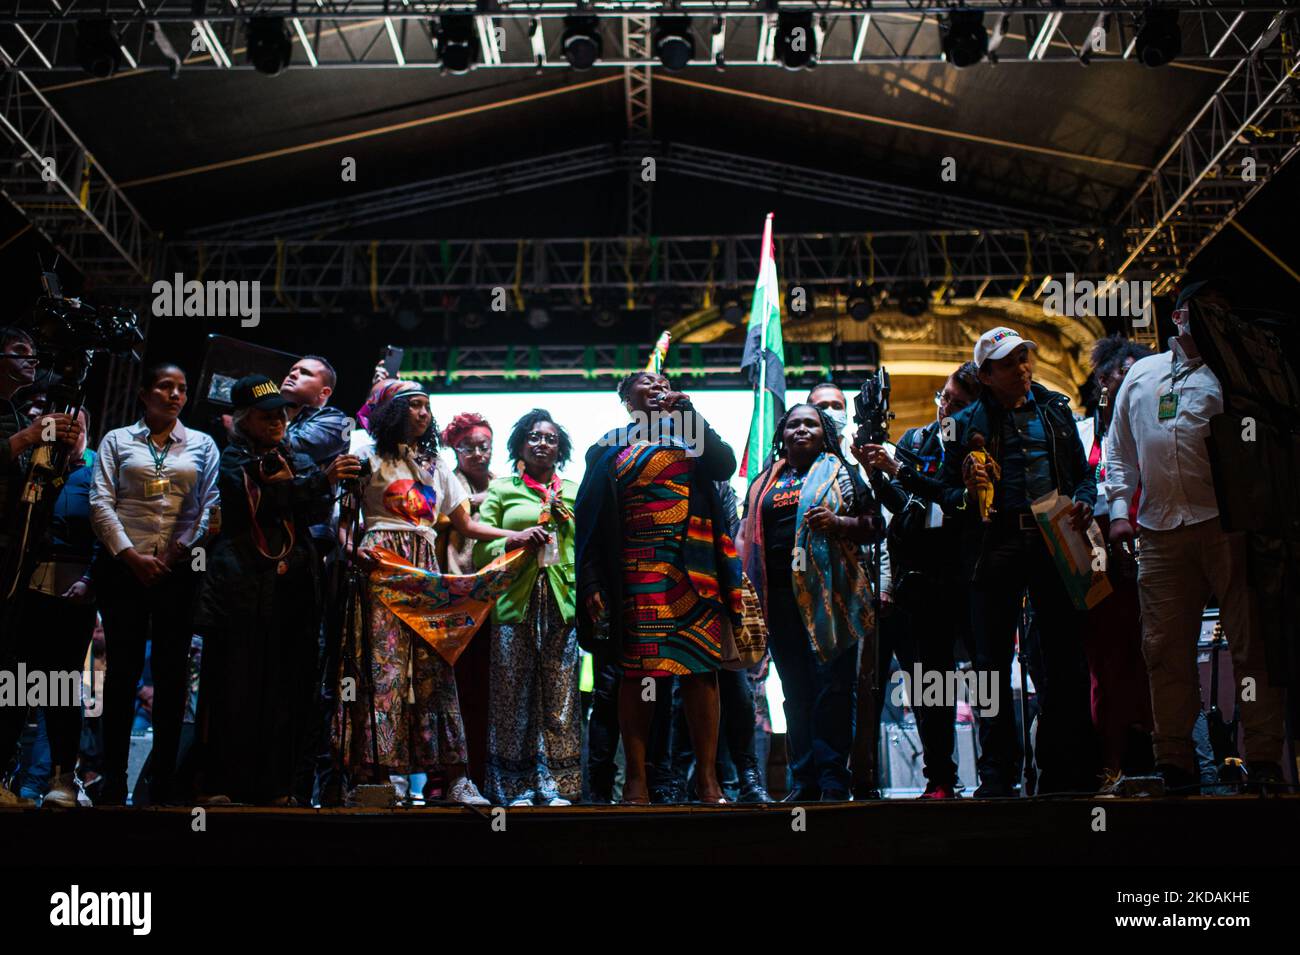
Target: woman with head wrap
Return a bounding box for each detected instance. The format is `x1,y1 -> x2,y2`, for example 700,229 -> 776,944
337,383 -> 547,804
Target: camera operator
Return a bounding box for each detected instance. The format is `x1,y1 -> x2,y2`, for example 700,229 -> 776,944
1,326 -> 83,564
192,375 -> 350,805
1,327 -> 85,808
853,362 -> 979,799
936,328 -> 1100,797
89,363 -> 220,806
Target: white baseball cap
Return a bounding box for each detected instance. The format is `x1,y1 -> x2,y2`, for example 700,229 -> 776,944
974,326 -> 1037,368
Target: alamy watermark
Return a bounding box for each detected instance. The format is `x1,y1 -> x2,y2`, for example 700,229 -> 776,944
889,663 -> 1000,718
0,665 -> 103,717
1042,273 -> 1152,326
152,273 -> 261,328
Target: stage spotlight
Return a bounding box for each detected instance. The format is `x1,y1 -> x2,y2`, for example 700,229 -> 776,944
1134,9 -> 1181,67
75,19 -> 124,78
718,288 -> 745,325
775,12 -> 817,71
438,15 -> 479,74
846,284 -> 874,322
940,10 -> 987,68
246,17 -> 293,76
456,291 -> 487,330
655,16 -> 695,72
526,295 -> 552,331
898,283 -> 930,318
562,15 -> 602,70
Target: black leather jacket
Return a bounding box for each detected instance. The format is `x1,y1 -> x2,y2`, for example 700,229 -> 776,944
936,382 -> 1095,579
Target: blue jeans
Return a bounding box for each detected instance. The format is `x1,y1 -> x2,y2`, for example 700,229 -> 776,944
765,587 -> 856,795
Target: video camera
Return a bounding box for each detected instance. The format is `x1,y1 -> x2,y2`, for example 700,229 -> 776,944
853,367 -> 894,447
852,365 -> 922,470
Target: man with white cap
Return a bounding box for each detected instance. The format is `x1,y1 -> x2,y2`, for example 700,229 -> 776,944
936,326 -> 1100,797
1104,280 -> 1285,791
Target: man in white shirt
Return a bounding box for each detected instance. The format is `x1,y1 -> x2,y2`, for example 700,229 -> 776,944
1104,281 -> 1286,789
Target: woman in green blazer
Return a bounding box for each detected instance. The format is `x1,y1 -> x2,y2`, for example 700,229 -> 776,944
474,409 -> 579,806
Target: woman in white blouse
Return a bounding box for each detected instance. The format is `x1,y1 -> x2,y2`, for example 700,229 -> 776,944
89,363 -> 220,806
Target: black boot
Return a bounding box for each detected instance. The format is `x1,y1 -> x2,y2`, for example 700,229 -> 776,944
737,767 -> 772,803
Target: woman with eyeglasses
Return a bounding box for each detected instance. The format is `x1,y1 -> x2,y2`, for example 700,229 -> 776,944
434,412 -> 497,798
439,413 -> 496,575
473,409 -> 580,805
338,382 -> 546,805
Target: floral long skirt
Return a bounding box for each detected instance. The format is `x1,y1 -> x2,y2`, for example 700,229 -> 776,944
337,530 -> 468,776
484,576 -> 581,804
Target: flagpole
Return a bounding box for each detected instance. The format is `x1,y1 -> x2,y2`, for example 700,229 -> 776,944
757,213 -> 773,475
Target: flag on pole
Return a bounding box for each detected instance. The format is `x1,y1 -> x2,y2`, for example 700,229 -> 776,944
644,330 -> 671,374
740,212 -> 786,483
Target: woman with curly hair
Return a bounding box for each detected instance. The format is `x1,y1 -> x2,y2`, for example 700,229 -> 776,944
474,409 -> 580,805
338,383 -> 547,804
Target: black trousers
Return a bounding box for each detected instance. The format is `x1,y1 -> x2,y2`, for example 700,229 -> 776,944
968,525 -> 1100,793
586,658 -> 621,800
878,572 -> 966,787
94,556 -> 198,804
0,589 -> 97,781
766,586 -> 856,795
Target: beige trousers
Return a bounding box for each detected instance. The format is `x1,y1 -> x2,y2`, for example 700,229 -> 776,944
1137,518 -> 1285,771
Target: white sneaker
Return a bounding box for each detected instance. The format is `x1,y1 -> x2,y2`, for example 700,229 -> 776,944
42,774 -> 80,809
0,784 -> 36,808
447,777 -> 490,806
509,797 -> 533,807
546,797 -> 572,807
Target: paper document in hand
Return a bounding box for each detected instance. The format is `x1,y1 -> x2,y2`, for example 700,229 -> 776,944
1029,490 -> 1113,611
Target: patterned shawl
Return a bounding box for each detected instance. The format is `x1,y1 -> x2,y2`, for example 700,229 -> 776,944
368,545 -> 530,665
792,452 -> 875,663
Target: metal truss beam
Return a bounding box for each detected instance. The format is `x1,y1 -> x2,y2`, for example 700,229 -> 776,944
1,3 -> 1292,72
399,341 -> 881,392
155,228 -> 1121,315
1115,10 -> 1300,300
0,56 -> 153,283
187,140 -> 1075,241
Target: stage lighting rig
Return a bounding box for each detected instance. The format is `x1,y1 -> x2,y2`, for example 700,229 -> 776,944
655,16 -> 695,72
846,284 -> 874,323
897,283 -> 930,318
719,289 -> 745,325
775,11 -> 817,71
75,19 -> 124,78
562,15 -> 603,70
940,10 -> 988,68
438,15 -> 480,74
246,17 -> 293,75
1134,8 -> 1181,67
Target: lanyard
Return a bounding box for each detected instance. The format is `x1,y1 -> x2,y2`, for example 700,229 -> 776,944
146,435 -> 173,477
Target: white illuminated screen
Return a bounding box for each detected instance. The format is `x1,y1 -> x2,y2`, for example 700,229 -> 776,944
424,388 -> 788,733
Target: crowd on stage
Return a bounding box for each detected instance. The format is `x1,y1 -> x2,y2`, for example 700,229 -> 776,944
0,277 -> 1288,808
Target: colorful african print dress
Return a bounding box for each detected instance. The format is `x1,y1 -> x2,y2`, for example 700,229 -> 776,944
615,442 -> 724,676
